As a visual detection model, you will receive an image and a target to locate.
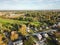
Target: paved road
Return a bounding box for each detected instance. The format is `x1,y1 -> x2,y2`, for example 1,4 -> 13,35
32,29 -> 57,36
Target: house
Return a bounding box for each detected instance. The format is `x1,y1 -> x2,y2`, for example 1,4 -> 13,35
8,40 -> 13,45
32,33 -> 47,45
3,31 -> 10,38
57,15 -> 60,22
32,33 -> 42,40
46,26 -> 49,30
35,27 -> 38,31
26,27 -> 30,33
39,27 -> 42,30
43,33 -> 49,38
53,24 -> 57,27
57,22 -> 60,27
42,25 -> 46,29
40,32 -> 49,38
33,38 -> 47,45
52,24 -> 57,29
37,34 -> 42,40
13,40 -> 23,45
30,27 -> 35,30
58,41 -> 60,43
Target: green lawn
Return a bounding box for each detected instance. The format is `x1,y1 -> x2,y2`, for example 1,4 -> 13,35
0,18 -> 40,26
0,18 -> 27,24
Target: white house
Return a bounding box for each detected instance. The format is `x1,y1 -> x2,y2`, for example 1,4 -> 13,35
57,22 -> 60,27
53,24 -> 57,27
40,27 -> 42,30
26,27 -> 30,32
13,40 -> 23,45
43,33 -> 49,38
35,27 -> 38,31
46,26 -> 49,30
37,34 -> 42,40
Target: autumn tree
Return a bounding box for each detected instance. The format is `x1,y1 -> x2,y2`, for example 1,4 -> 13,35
18,24 -> 27,36
10,31 -> 18,41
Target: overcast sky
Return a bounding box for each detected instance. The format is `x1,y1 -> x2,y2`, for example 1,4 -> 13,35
0,0 -> 60,10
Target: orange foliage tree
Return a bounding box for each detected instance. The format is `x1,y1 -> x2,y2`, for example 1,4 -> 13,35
10,31 -> 18,41
18,24 -> 27,36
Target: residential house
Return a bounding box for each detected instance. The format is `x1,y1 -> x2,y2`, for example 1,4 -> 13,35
37,34 -> 42,40
26,27 -> 30,33
13,40 -> 23,45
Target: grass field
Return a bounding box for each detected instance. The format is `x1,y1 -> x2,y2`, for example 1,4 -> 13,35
0,18 -> 40,26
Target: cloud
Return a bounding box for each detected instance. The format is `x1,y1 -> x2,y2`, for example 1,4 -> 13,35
46,0 -> 60,2
0,0 -> 60,10
2,0 -> 60,4
12,0 -> 19,2
10,0 -> 44,3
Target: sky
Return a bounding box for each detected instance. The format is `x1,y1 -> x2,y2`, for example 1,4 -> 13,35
0,0 -> 60,10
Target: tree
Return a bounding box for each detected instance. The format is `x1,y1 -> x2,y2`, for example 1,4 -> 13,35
18,25 -> 27,36
10,31 -> 18,41
24,17 -> 33,22
24,36 -> 34,45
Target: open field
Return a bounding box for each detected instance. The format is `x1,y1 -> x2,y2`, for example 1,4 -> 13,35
0,18 -> 40,26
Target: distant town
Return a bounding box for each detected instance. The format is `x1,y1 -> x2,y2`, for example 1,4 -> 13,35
0,10 -> 60,45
